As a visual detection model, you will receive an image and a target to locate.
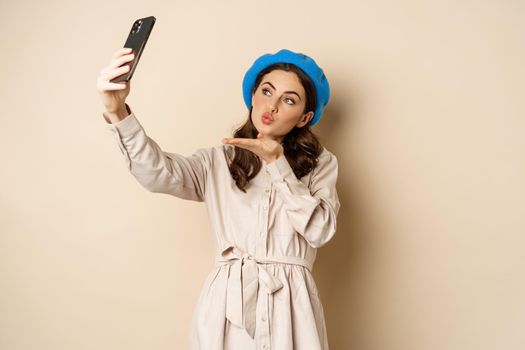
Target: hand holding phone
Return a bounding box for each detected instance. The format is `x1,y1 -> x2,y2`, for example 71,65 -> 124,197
110,16 -> 156,83
97,16 -> 156,122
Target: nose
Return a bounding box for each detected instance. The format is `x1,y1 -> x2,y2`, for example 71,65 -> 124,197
269,99 -> 278,113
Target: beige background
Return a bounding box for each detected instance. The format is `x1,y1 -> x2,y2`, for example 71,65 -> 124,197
1,0 -> 524,349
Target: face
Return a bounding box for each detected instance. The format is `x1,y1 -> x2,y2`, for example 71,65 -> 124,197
250,69 -> 314,143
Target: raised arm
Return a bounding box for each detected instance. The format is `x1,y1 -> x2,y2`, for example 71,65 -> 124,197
103,104 -> 210,202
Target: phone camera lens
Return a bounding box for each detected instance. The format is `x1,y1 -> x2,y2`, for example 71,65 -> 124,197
131,20 -> 143,34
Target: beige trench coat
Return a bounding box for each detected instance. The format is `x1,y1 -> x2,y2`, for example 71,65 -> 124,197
103,104 -> 341,350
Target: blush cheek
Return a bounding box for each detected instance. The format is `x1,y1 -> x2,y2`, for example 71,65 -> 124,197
278,116 -> 298,135
252,95 -> 264,111
252,92 -> 261,107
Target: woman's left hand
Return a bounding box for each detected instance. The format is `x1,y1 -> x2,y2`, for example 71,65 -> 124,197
222,132 -> 283,163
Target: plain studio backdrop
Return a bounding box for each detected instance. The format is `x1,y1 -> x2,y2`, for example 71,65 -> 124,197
0,0 -> 524,349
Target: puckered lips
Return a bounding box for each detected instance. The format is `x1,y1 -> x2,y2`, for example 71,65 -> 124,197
261,112 -> 273,125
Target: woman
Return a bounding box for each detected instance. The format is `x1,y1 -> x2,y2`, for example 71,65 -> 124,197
97,48 -> 340,350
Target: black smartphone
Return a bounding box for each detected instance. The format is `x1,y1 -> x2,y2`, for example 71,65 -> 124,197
110,16 -> 156,83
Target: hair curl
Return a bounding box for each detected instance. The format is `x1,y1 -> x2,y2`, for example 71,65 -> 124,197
227,63 -> 324,193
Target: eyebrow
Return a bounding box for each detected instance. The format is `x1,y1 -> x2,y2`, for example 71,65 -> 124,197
261,82 -> 302,101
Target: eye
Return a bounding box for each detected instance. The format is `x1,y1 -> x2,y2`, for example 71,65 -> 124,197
284,97 -> 295,105
262,88 -> 271,96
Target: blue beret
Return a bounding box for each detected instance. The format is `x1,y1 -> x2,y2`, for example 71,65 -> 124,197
242,49 -> 330,126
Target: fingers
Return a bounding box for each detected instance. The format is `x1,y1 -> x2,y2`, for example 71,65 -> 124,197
222,136 -> 275,148
222,138 -> 257,147
100,49 -> 134,76
110,48 -> 133,64
112,47 -> 133,59
102,80 -> 128,91
222,137 -> 237,145
110,52 -> 135,70
97,48 -> 135,91
222,139 -> 258,153
97,67 -> 129,90
96,70 -> 130,92
104,64 -> 130,81
103,53 -> 134,75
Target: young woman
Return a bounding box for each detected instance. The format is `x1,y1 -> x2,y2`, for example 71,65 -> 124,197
97,48 -> 340,350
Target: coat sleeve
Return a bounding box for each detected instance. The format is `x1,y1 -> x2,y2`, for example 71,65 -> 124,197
103,104 -> 210,202
264,148 -> 341,248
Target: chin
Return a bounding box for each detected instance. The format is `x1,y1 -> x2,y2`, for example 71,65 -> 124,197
257,124 -> 274,135
253,121 -> 266,131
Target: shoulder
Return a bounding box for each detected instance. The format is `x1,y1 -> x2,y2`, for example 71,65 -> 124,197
297,146 -> 337,185
310,146 -> 338,179
317,146 -> 338,167
304,146 -> 339,188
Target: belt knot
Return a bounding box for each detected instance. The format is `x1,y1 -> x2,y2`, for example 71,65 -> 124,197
215,244 -> 313,339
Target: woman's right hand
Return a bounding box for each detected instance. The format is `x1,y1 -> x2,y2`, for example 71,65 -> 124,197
97,47 -> 135,115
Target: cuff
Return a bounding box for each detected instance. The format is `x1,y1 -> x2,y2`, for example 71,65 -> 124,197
264,152 -> 295,183
103,104 -> 141,137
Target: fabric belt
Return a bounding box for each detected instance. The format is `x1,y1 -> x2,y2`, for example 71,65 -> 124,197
215,245 -> 313,339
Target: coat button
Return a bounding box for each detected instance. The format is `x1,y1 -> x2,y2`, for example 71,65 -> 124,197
264,188 -> 270,193
261,316 -> 267,322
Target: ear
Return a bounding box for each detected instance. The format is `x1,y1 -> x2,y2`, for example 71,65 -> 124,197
296,111 -> 314,128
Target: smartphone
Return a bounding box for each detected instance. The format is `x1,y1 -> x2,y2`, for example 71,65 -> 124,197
110,16 -> 156,83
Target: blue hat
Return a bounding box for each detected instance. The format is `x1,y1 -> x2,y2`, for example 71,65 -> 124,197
242,49 -> 330,126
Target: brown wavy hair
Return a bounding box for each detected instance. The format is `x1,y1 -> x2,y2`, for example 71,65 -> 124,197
228,63 -> 324,193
